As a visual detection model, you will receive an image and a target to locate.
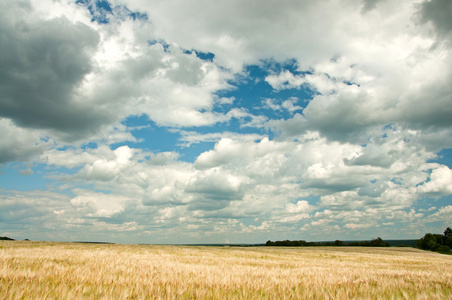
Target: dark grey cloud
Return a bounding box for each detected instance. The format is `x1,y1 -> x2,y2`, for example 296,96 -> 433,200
399,84 -> 452,131
419,0 -> 452,39
358,181 -> 387,197
301,179 -> 364,194
185,171 -> 245,211
361,0 -> 380,14
345,153 -> 393,168
0,1 -> 113,141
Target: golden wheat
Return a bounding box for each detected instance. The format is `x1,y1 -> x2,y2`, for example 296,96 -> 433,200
0,241 -> 451,299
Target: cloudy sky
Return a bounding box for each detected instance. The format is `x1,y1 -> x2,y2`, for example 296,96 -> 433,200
1,0 -> 452,244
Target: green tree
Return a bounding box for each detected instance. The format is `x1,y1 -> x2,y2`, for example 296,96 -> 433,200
266,240 -> 275,246
369,237 -> 390,247
417,233 -> 441,250
445,227 -> 452,238
334,240 -> 344,246
417,230 -> 451,254
444,227 -> 452,248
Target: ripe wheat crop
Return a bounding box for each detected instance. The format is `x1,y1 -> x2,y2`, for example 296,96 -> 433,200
1,241 -> 451,299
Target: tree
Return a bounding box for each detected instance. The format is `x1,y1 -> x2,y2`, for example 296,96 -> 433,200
417,233 -> 441,250
334,240 -> 344,246
266,240 -> 275,246
417,229 -> 452,254
369,237 -> 390,247
444,227 -> 452,249
445,227 -> 452,239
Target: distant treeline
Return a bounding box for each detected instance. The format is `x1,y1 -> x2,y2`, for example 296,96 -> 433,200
417,227 -> 452,254
0,236 -> 15,241
266,237 -> 390,247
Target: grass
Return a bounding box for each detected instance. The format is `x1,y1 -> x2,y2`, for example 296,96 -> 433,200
1,241 -> 451,299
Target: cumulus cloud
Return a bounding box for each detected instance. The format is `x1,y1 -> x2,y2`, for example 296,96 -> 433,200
185,169 -> 247,211
285,200 -> 311,214
0,0 -> 239,148
431,205 -> 452,219
175,130 -> 264,148
345,223 -> 372,230
70,189 -> 132,218
0,189 -> 72,240
120,0 -> 352,71
1,0 -> 452,243
418,166 -> 452,196
0,0 -> 102,138
0,119 -> 52,164
265,71 -> 306,91
260,2 -> 452,145
73,146 -> 134,181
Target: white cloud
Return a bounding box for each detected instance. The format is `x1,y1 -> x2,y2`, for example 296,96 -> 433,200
41,145 -> 116,169
281,98 -> 304,112
0,118 -> 52,164
70,189 -> 131,218
434,205 -> 452,216
418,166 -> 452,196
285,200 -> 311,214
265,70 -> 306,91
175,130 -> 264,148
119,0 -> 354,71
0,0 -> 240,149
345,223 -> 372,230
241,221 -> 270,233
73,146 -> 135,181
0,189 -> 73,240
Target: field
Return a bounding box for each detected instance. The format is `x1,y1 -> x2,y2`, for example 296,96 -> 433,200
1,241 -> 451,299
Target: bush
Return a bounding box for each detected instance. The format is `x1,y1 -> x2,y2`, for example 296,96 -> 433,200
437,245 -> 452,254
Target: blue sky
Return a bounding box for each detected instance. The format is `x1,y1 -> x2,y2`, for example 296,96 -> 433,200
1,0 -> 452,244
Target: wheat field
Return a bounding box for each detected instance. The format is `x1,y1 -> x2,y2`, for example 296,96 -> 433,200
0,241 -> 451,299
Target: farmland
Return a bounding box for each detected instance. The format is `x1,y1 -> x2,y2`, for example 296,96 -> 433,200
1,241 -> 451,299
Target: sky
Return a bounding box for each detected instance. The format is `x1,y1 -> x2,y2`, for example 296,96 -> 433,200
1,0 -> 452,244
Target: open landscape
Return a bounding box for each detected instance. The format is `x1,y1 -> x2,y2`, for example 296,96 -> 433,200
1,241 -> 451,299
2,5 -> 452,300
